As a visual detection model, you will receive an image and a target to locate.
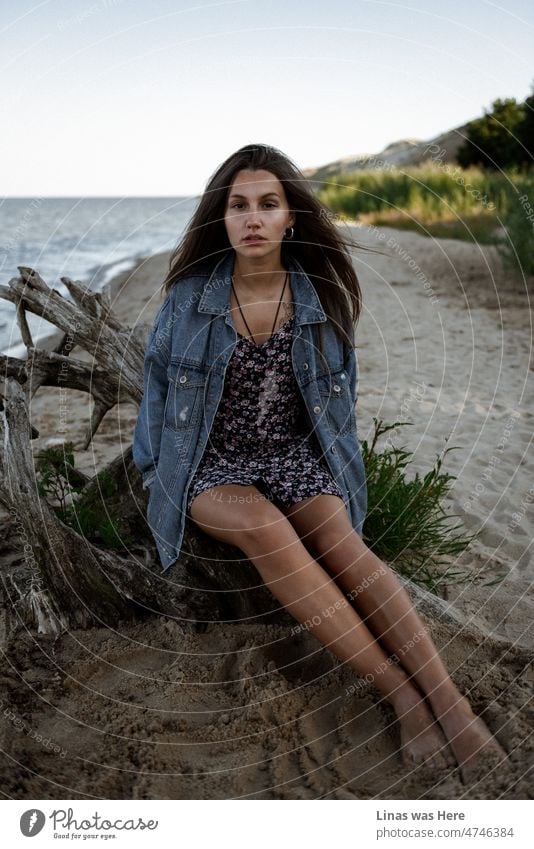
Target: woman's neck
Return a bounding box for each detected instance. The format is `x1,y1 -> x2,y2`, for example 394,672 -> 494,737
232,254 -> 288,298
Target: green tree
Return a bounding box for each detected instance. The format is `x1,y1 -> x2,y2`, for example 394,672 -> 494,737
517,83 -> 534,168
457,97 -> 526,170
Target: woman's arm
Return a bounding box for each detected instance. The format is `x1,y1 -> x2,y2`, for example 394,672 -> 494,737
132,293 -> 173,489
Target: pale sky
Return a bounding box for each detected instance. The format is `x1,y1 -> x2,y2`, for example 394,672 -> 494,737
2,0 -> 533,196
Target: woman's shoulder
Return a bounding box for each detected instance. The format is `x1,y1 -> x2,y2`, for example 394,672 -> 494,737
163,261 -> 214,302
162,267 -> 208,301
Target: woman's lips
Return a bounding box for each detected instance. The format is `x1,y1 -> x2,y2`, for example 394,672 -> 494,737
243,237 -> 266,244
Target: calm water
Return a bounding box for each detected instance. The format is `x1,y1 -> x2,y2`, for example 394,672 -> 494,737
0,196 -> 199,355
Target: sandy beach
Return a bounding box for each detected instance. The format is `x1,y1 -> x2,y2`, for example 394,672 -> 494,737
1,224 -> 533,799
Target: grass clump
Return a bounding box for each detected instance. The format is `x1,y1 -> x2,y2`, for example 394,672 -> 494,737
361,419 -> 479,591
35,443 -> 131,549
317,163 -> 501,237
317,164 -> 534,266
490,173 -> 534,276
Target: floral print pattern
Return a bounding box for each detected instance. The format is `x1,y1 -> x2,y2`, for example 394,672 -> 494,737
186,314 -> 344,512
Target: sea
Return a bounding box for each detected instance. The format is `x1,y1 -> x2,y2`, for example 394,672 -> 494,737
0,196 -> 199,356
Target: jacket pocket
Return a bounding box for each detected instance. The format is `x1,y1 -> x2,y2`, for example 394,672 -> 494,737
163,360 -> 207,431
316,366 -> 356,437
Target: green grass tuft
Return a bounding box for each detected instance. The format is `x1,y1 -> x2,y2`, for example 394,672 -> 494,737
361,418 -> 480,591
35,444 -> 132,550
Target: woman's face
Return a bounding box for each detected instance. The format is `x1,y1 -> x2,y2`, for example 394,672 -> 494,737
224,168 -> 295,260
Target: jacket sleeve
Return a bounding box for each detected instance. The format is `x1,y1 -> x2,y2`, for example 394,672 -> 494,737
343,332 -> 359,407
132,292 -> 173,489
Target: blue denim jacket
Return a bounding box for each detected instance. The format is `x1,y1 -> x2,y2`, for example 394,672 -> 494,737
132,248 -> 367,572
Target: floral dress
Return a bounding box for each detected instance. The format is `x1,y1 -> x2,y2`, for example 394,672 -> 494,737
186,312 -> 344,513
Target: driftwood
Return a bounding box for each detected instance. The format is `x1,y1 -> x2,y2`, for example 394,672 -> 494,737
0,266 -> 521,656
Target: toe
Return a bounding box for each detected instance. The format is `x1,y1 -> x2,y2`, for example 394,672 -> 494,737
401,751 -> 416,768
426,751 -> 448,770
446,751 -> 457,768
439,743 -> 457,768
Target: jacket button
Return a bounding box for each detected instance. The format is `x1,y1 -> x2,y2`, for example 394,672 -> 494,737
313,405 -> 321,414
303,363 -> 309,370
333,384 -> 341,393
331,446 -> 337,453
179,375 -> 187,383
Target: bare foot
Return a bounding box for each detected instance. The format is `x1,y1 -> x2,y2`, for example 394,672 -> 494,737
393,690 -> 456,771
436,695 -> 508,784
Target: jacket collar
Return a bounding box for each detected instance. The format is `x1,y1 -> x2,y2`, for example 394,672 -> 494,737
197,247 -> 327,326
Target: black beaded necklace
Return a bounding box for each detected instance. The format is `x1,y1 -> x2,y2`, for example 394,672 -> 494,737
230,271 -> 289,347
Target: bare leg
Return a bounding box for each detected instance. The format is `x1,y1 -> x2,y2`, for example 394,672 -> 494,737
282,494 -> 508,783
189,484 -> 455,770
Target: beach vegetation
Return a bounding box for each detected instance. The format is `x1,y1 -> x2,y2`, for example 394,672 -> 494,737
361,418 -> 479,591
35,443 -> 131,549
318,164 -> 534,275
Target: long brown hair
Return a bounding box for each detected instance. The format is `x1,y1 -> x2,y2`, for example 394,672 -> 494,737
161,143 -> 385,349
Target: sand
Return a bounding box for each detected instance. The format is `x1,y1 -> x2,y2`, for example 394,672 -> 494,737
1,225 -> 533,799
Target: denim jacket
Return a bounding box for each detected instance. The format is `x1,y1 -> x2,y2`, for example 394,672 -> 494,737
132,248 -> 367,572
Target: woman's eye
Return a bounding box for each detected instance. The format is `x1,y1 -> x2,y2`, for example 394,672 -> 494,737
230,202 -> 278,209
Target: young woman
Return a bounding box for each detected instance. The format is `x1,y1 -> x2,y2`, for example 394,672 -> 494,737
133,143 -> 506,784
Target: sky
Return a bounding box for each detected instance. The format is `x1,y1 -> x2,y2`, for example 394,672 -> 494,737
2,0 -> 533,197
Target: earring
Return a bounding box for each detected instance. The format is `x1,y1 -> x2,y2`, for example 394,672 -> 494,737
284,226 -> 294,240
